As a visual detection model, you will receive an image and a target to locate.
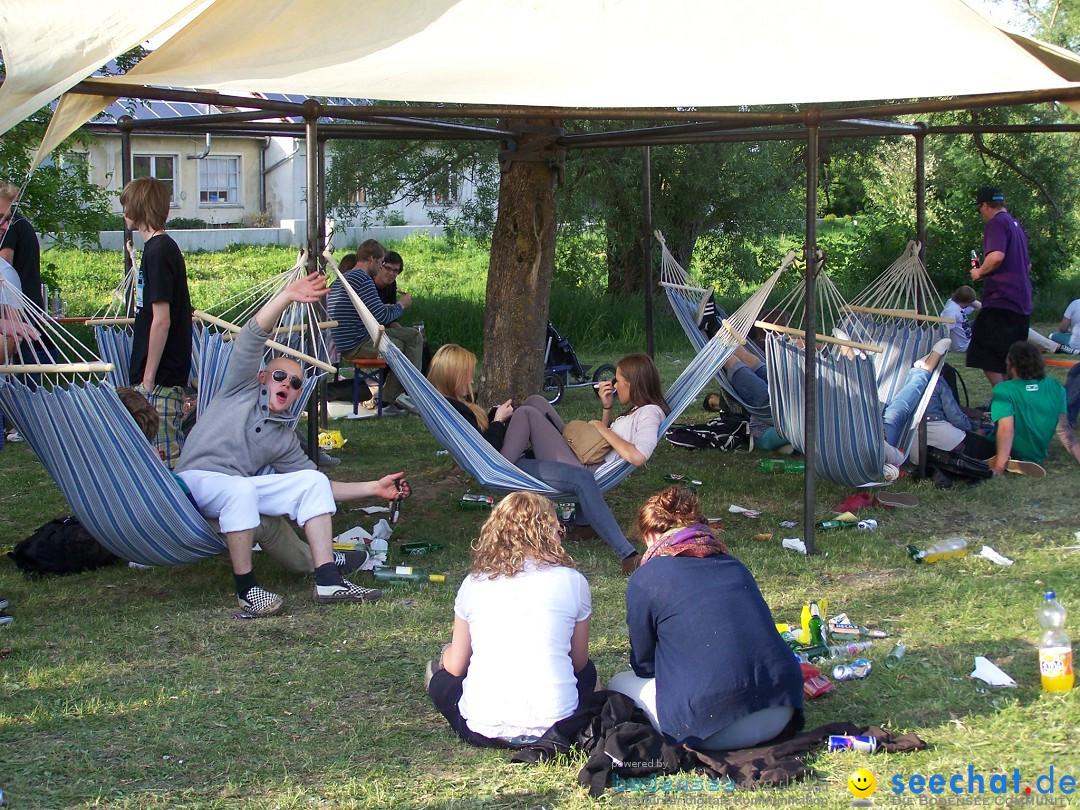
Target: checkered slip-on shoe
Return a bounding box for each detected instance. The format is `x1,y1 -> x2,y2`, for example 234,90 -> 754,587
333,549 -> 370,575
238,585 -> 284,617
314,579 -> 383,604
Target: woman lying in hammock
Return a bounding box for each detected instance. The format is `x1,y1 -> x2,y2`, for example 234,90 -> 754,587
427,347 -> 667,575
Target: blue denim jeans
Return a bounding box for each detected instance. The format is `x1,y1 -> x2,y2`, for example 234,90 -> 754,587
515,458 -> 637,560
727,360 -> 769,409
882,367 -> 933,448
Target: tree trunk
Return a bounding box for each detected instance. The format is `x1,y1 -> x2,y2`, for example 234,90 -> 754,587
605,223 -> 645,296
479,120 -> 560,405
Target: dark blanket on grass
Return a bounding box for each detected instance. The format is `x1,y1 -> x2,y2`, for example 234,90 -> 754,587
510,691 -> 925,797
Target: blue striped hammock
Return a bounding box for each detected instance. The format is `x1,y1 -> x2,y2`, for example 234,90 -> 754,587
657,233 -> 779,421
331,266 -> 776,497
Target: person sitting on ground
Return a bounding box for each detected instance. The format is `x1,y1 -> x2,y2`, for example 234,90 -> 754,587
117,386 -> 370,577
1023,326 -> 1080,356
176,272 -> 409,616
426,491 -> 595,748
498,354 -> 670,574
328,239 -> 423,415
608,486 -> 803,749
986,340 -> 1080,476
941,285 -> 980,353
1048,297 -> 1080,354
428,344 -> 513,448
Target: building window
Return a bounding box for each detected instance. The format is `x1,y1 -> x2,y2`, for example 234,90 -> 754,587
350,184 -> 368,204
132,155 -> 178,203
427,165 -> 460,205
199,156 -> 240,205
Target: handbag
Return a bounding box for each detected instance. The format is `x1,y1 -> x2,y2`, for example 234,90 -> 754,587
562,420 -> 612,465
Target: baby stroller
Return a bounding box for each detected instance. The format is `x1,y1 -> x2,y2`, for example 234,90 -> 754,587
541,321 -> 615,404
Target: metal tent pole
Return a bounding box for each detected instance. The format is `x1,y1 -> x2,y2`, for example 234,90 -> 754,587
642,146 -> 655,358
803,113 -> 820,556
120,117 -> 134,314
304,106 -> 322,463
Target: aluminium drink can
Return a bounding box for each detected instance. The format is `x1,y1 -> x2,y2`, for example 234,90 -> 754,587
827,734 -> 878,754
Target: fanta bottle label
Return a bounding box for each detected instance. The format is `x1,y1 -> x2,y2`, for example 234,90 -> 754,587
1039,646 -> 1074,692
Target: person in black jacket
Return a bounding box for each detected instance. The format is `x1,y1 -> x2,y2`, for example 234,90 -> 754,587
609,486 -> 803,749
428,344 -> 513,448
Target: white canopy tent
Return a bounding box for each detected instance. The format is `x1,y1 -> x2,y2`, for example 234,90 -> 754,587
4,0 -> 1080,162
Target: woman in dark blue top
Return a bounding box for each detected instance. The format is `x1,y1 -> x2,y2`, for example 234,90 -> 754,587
608,487 -> 803,749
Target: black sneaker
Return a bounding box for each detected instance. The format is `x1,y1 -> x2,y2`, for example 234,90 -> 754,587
0,611 -> 13,626
0,598 -> 8,611
314,579 -> 382,604
333,549 -> 370,575
237,585 -> 284,617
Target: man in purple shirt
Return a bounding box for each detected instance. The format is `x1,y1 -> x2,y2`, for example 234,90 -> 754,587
968,185 -> 1033,387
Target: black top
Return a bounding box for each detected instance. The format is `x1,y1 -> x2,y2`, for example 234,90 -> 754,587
129,234 -> 192,388
2,214 -> 42,310
626,554 -> 804,745
377,280 -> 398,307
449,398 -> 506,450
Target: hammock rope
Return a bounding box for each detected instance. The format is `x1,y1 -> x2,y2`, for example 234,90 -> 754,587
844,241 -> 950,404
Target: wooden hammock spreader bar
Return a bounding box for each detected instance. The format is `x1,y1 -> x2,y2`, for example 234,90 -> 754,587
0,362 -> 115,374
84,317 -> 136,326
658,280 -> 712,296
719,318 -> 745,345
843,304 -> 955,324
755,320 -> 884,354
272,320 -> 337,335
193,310 -> 336,373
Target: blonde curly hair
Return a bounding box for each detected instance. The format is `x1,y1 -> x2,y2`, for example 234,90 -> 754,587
471,492 -> 575,578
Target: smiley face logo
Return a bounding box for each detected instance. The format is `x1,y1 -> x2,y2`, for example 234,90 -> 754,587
848,768 -> 876,799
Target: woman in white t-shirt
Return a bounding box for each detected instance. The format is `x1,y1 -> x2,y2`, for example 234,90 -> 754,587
1050,299 -> 1080,351
426,491 -> 594,748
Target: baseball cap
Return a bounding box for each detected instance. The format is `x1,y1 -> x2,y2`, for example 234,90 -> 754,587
975,185 -> 1004,206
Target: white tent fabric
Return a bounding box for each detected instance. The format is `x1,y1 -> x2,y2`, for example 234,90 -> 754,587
6,0 -> 1080,164
0,0 -> 213,138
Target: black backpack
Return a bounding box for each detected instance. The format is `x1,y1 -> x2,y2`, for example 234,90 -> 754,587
664,413 -> 752,452
8,516 -> 121,577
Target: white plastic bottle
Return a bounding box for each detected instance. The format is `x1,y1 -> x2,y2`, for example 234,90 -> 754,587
1038,591 -> 1074,693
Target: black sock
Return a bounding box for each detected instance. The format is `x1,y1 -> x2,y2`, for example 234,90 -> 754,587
234,570 -> 258,598
314,562 -> 344,587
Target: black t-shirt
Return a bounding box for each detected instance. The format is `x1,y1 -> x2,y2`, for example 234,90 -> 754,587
377,280 -> 397,306
1,215 -> 42,310
129,233 -> 192,388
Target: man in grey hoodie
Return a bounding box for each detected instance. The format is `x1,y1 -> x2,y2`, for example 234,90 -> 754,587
176,272 -> 408,616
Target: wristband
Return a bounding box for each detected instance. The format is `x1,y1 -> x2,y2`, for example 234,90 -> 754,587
603,405 -> 612,410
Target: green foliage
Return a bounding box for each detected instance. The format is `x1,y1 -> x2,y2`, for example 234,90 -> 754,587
167,217 -> 211,230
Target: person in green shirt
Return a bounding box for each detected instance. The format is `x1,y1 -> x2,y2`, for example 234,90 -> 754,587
989,341 -> 1080,475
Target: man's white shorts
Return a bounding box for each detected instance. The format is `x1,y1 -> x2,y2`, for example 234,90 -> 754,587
177,469 -> 335,533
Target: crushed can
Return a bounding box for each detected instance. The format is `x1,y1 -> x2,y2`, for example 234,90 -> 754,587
459,494 -> 494,510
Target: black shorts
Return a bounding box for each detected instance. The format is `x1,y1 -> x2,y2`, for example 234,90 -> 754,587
966,307 -> 1030,374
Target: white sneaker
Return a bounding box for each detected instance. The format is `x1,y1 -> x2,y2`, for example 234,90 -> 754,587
6,430 -> 24,443
932,337 -> 953,357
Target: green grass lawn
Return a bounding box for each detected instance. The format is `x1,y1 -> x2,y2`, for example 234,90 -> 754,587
1,340 -> 1079,809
